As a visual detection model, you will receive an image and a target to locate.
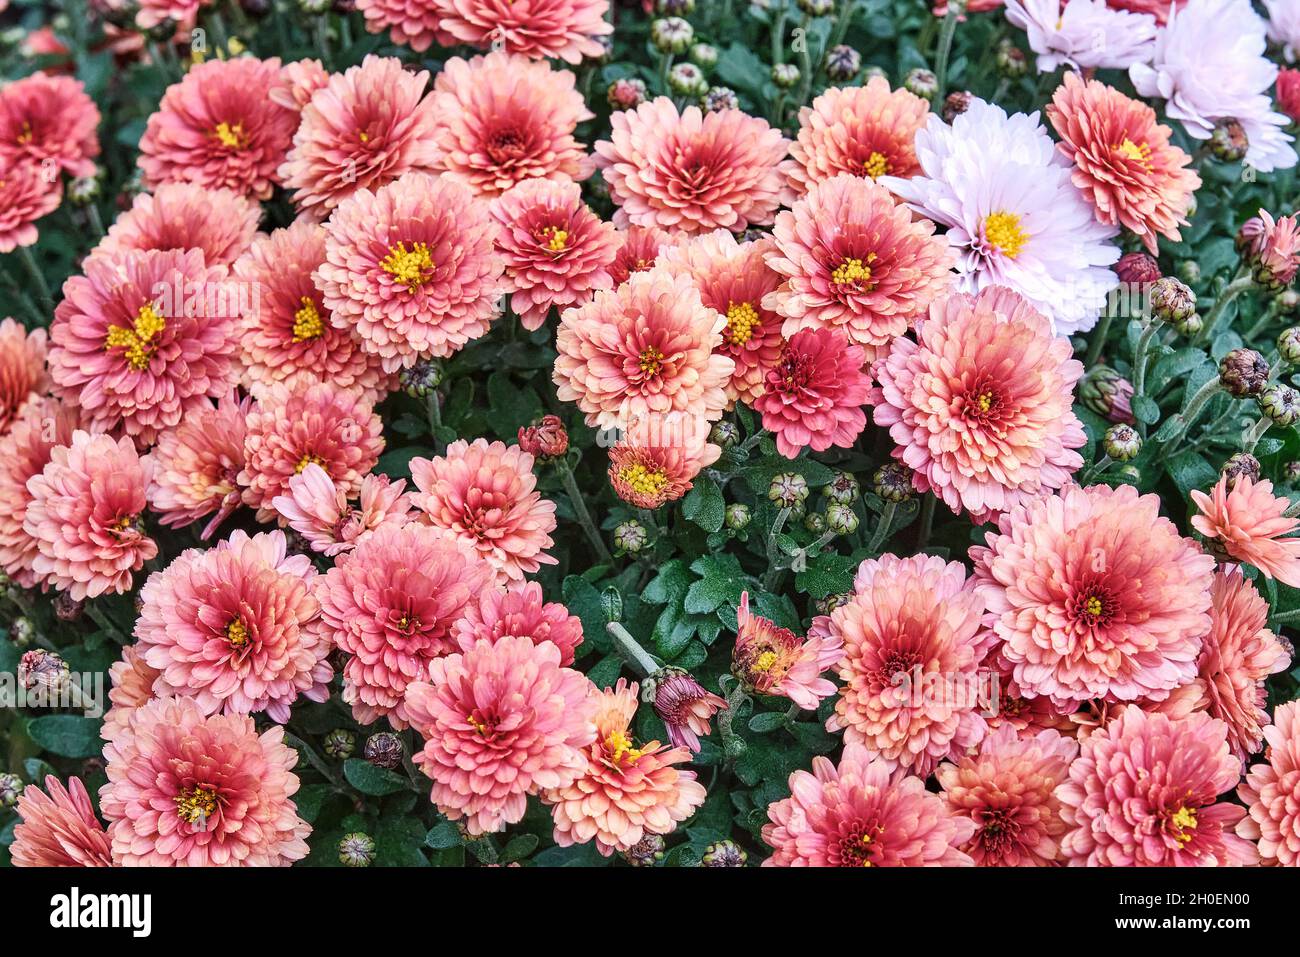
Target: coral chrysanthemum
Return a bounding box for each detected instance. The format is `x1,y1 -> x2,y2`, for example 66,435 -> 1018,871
762,744 -> 976,866
0,397 -> 80,587
0,316 -> 47,437
452,580 -> 585,666
972,484 -> 1214,707
24,430 -> 157,600
11,776 -> 114,867
1236,700 -> 1300,866
405,636 -> 597,836
272,463 -> 414,558
0,156 -> 61,254
135,0 -> 210,31
147,393 -> 249,540
871,286 -> 1086,519
595,97 -> 791,234
1056,705 -> 1258,866
543,679 -> 707,856
138,57 -> 299,200
99,696 -> 311,866
607,413 -> 721,510
270,58 -> 329,112
1238,209 -> 1300,289
422,0 -> 612,63
0,73 -> 100,178
93,182 -> 261,267
317,523 -> 497,728
608,225 -> 677,287
1192,474 -> 1300,587
732,591 -> 842,711
102,643 -> 161,743
409,439 -> 557,584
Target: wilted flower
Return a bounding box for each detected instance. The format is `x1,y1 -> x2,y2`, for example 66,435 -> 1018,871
732,591 -> 841,710
647,667 -> 725,752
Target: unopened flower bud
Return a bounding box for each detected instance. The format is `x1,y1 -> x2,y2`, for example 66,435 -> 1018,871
1149,277 -> 1196,323
297,0 -> 330,13
323,729 -> 355,760
1103,424 -> 1142,462
607,77 -> 648,110
622,833 -> 666,867
942,90 -> 972,124
338,832 -> 375,867
862,64 -> 888,82
709,420 -> 740,447
871,462 -> 914,503
768,472 -> 809,507
655,0 -> 694,14
824,44 -> 861,82
651,17 -> 693,54
1172,312 -> 1203,337
18,648 -> 68,693
995,39 -> 1028,78
1259,383 -> 1300,426
9,616 -> 34,648
54,594 -> 84,622
703,86 -> 739,112
68,172 -> 102,206
669,62 -> 708,97
1283,460 -> 1300,483
1115,251 -> 1161,286
1209,118 -> 1248,163
517,415 -> 568,459
903,67 -> 938,101
771,63 -> 801,89
613,519 -> 649,554
1176,260 -> 1201,286
1222,452 -> 1262,491
701,839 -> 748,867
689,42 -> 718,69
0,773 -> 22,808
803,511 -> 826,534
363,731 -> 403,769
1080,366 -> 1135,425
1219,348 -> 1271,398
1279,327 -> 1300,365
724,502 -> 751,530
814,592 -> 851,616
822,471 -> 861,505
399,359 -> 443,397
798,0 -> 833,15
825,503 -> 859,534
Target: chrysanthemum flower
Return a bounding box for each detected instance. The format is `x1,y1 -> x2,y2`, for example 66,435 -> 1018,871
93,182 -> 261,268
239,380 -> 385,523
11,776 -> 114,867
786,78 -> 931,195
147,393 -> 249,540
609,225 -> 677,287
1192,474 -> 1300,587
489,178 -> 618,331
885,98 -> 1119,336
1047,73 -> 1199,254
543,679 -> 707,856
765,173 -> 952,353
0,397 -> 80,587
0,156 -> 61,254
318,523 -> 497,728
24,429 -> 157,600
136,0 -> 210,31
405,636 -> 597,836
753,328 -> 871,459
0,73 -> 100,178
422,0 -> 612,63
607,412 -> 721,510
648,668 -> 725,753
269,58 -> 329,112
1107,0 -> 1182,23
429,51 -> 595,200
139,57 -> 299,200
871,286 -> 1086,519
278,56 -> 440,220
0,316 -> 46,437
972,483 -> 1214,707
409,438 -> 556,584
355,0 -> 446,51
595,97 -> 791,234
271,463 -> 413,558
1237,700 -> 1300,866
763,744 -> 976,866
733,591 -> 841,710
100,696 -> 311,866
1057,705 -> 1257,866
102,644 -> 161,743
1237,209 -> 1300,289
452,580 -> 584,665
554,266 -> 733,431
1004,0 -> 1158,73
315,172 -> 505,372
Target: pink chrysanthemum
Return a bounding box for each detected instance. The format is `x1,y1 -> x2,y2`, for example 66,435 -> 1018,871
409,439 -> 556,584
452,580 -> 584,666
937,726 -> 1079,866
826,555 -> 989,776
0,156 -> 61,254
1238,209 -> 1300,289
764,173 -> 954,353
649,669 -> 725,754
11,776 -> 114,867
232,219 -> 391,402
271,463 -> 414,558
48,247 -> 239,445
733,591 -> 841,711
93,182 -> 260,268
1192,474 -> 1300,587
0,397 -> 80,587
753,327 -> 870,459
318,523 -> 497,728
554,266 -> 733,431
102,643 -> 161,743
1057,705 -> 1257,866
972,483 -> 1214,708
278,56 -> 440,220
0,316 -> 47,436
100,696 -> 311,866
871,286 -> 1086,519
136,0 -> 210,31
608,225 -> 677,287
139,57 -> 298,200
429,51 -> 595,200
1237,700 -> 1300,866
595,98 -> 791,234
786,78 -> 931,195
607,412 -> 721,510
543,679 -> 707,856
421,0 -> 612,63
762,744 -> 977,867
269,58 -> 329,112
490,177 -> 618,331
239,380 -> 385,523
147,393 -> 249,540
405,636 -> 597,836
0,73 -> 100,178
24,430 -> 156,599
316,172 -> 505,372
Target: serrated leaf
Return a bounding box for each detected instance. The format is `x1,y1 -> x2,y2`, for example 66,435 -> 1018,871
1131,394 -> 1160,424
26,715 -> 102,758
425,821 -> 464,849
747,712 -> 787,733
343,758 -> 409,796
682,476 -> 725,532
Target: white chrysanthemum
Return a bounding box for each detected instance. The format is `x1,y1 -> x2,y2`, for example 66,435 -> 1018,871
1265,0 -> 1300,61
1004,0 -> 1157,73
1131,0 -> 1297,173
882,99 -> 1119,336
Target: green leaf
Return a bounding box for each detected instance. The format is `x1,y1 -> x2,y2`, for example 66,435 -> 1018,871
682,476 -> 725,532
343,759 -> 409,796
561,575 -> 607,651
26,715 -> 102,758
794,551 -> 857,599
375,446 -> 426,481
1165,450 -> 1217,498
1131,394 -> 1160,424
747,712 -> 788,733
643,559 -> 693,604
425,821 -> 464,849
500,834 -> 540,863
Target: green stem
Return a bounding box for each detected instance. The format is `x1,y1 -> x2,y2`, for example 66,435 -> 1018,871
606,621 -> 660,676
85,202 -> 105,238
658,51 -> 674,93
933,5 -> 960,104
793,15 -> 813,119
762,506 -> 792,592
716,681 -> 749,761
555,457 -> 615,566
1243,415 -> 1273,455
18,246 -> 52,309
1199,273 -> 1254,345
771,8 -> 788,64
915,495 -> 936,550
284,732 -> 348,790
1085,307 -> 1116,367
1130,318 -> 1165,437
824,0 -> 859,63
865,501 -> 897,553
84,602 -> 125,642
425,391 -> 442,436
1157,375 -> 1224,459
1080,454 -> 1113,486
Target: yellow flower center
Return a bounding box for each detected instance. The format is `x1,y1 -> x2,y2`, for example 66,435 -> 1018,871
976,392 -> 993,413
212,121 -> 247,150
831,255 -> 876,287
638,346 -> 664,376
1171,805 -> 1198,845
605,730 -> 644,765
1115,137 -> 1152,170
296,453 -> 326,475
754,650 -> 778,672
984,211 -> 1029,259
174,785 -> 218,826
1084,595 -> 1103,618
225,618 -> 250,648
105,302 -> 167,371
381,241 -> 435,290
359,131 -> 370,143
17,121 -> 33,145
540,226 -> 569,252
467,712 -> 492,736
292,296 -> 326,342
862,151 -> 890,179
619,463 -> 670,500
725,301 -> 760,346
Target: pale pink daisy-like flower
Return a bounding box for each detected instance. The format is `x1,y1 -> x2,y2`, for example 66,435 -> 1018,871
972,484 -> 1213,708
11,776 -> 114,868
147,393 -> 249,540
278,56 -> 440,220
0,156 -> 61,254
139,57 -> 299,200
754,327 -> 871,459
24,430 -> 156,599
405,636 -> 597,836
48,248 -> 239,445
937,726 -> 1079,866
871,286 -> 1086,520
269,58 -> 329,112
543,679 -> 707,856
607,412 -> 721,510
595,97 -> 791,234
763,744 -> 976,866
410,439 -> 557,584
271,463 -> 414,558
1004,0 -> 1158,73
0,397 -> 80,587
608,225 -> 677,287
490,177 -> 619,331
764,173 -> 953,354
429,51 -> 595,199
733,591 -> 841,711
554,266 -> 734,431
102,644 -> 161,743
135,0 -> 210,31
92,182 -> 260,268
423,0 -> 612,63
100,696 -> 311,866
1057,705 -> 1258,866
318,523 -> 497,728
452,580 -> 584,666
1192,474 -> 1300,587
0,73 -> 100,178
0,316 -> 47,437
1237,700 -> 1300,866
239,380 -> 385,523
315,173 -> 505,373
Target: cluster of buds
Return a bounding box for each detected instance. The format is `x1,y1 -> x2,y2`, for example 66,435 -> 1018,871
517,415 -> 569,460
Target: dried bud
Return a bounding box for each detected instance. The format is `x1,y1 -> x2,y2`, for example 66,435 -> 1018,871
1080,366 -> 1135,425
607,77 -> 648,110
768,472 -> 809,507
0,773 -> 22,808
942,90 -> 972,124
399,359 -> 444,397
646,666 -> 725,752
703,86 -> 740,112
771,63 -> 801,89
1102,424 -> 1142,462
338,832 -> 376,867
613,519 -> 649,555
903,68 -> 938,101
622,834 -> 666,867
1209,118 -> 1248,163
724,502 -> 752,530
323,729 -> 356,760
824,44 -> 861,82
1259,383 -> 1300,426
825,502 -> 859,534
363,731 -> 403,770
709,420 -> 740,447
517,415 -> 569,460
995,39 -> 1028,78
701,839 -> 748,867
1114,251 -> 1161,286
1149,277 -> 1196,323
871,462 -> 914,503
822,470 -> 861,505
1219,348 -> 1271,398
651,17 -> 694,54
53,594 -> 84,622
1279,327 -> 1300,365
1222,452 -> 1262,491
18,648 -> 69,693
